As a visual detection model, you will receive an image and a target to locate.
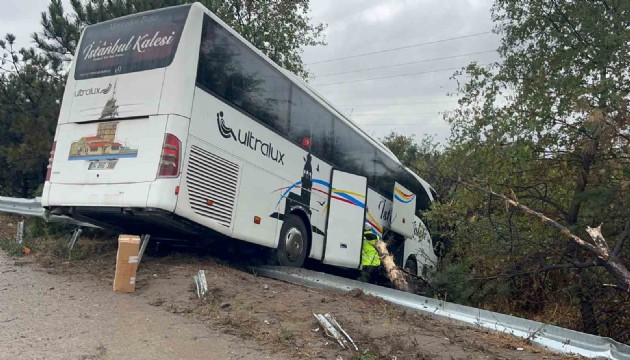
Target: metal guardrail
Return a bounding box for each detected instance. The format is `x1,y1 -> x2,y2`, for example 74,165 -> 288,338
0,196 -> 99,228
253,266 -> 630,360
0,197 -> 46,217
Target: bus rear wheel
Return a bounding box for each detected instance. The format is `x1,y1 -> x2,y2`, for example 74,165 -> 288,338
274,215 -> 309,267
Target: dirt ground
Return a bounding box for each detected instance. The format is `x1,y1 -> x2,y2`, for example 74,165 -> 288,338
0,216 -> 582,360
0,251 -> 285,360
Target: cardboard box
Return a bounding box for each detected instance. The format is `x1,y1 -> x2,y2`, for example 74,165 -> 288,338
113,234 -> 141,293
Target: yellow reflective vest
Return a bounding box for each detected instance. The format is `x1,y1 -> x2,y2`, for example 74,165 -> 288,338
361,230 -> 381,267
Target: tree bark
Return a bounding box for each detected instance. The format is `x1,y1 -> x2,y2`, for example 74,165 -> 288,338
563,112 -> 600,334
373,239 -> 410,292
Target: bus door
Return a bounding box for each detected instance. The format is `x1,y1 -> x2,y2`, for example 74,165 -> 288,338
322,169 -> 368,268
391,182 -> 416,238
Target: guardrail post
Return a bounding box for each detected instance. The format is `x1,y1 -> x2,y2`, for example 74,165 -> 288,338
68,228 -> 82,258
137,234 -> 151,265
16,220 -> 25,244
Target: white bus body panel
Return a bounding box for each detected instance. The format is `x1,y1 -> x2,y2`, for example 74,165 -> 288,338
404,216 -> 438,278
46,182 -> 153,208
176,88 -> 334,247
364,189 -> 392,239
322,170 -> 367,269
174,135 -> 241,238
158,7 -> 203,119
44,4 -> 199,213
391,182 -> 416,238
49,116 -> 166,185
42,114 -> 188,211
65,70 -> 165,123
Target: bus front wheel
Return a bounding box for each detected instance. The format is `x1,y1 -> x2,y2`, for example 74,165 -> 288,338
404,257 -> 418,276
274,215 -> 309,267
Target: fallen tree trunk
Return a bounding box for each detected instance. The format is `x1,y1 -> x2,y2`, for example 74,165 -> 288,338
585,225 -> 630,293
467,183 -> 630,293
373,240 -> 410,292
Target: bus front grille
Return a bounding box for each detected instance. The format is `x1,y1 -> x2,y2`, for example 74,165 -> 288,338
186,146 -> 239,227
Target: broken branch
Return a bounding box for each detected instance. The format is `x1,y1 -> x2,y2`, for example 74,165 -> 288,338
459,181 -> 630,293
373,240 -> 410,292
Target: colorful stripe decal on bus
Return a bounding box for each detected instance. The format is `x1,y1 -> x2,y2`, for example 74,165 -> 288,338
271,178 -> 383,238
365,211 -> 383,237
273,178 -> 365,209
394,187 -> 415,204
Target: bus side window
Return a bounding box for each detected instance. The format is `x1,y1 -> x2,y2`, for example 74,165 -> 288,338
197,15 -> 289,135
373,152 -> 395,200
289,87 -> 332,159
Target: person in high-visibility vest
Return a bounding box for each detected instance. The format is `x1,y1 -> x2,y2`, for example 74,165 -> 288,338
361,224 -> 381,267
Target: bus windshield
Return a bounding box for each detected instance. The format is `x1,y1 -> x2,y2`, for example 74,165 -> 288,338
74,5 -> 190,80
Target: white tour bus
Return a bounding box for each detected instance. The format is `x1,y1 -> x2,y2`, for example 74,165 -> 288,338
42,2 -> 438,275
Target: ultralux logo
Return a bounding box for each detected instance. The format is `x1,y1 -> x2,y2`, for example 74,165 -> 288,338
217,112 -> 285,165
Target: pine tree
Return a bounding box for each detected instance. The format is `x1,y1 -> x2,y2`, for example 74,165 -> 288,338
0,34 -> 64,197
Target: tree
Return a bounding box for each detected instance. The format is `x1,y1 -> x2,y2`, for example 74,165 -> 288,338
381,132 -> 446,196
381,132 -> 421,167
33,0 -> 325,79
435,0 -> 629,340
0,34 -> 64,197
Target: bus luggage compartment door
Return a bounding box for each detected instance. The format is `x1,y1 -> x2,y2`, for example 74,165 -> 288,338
391,182 -> 416,238
322,169 -> 368,269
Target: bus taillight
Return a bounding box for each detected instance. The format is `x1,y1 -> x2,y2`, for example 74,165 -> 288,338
46,141 -> 57,181
158,133 -> 181,178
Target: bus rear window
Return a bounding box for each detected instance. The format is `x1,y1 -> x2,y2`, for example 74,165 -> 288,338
74,5 -> 190,80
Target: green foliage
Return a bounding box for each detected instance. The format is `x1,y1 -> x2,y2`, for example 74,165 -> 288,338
383,0 -> 630,342
431,0 -> 630,341
381,132 -> 441,177
0,34 -> 63,197
381,132 -> 422,167
0,236 -> 27,257
428,262 -> 475,305
23,218 -> 115,260
26,217 -> 69,238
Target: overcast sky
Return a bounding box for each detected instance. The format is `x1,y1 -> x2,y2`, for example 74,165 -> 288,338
1,0 -> 501,144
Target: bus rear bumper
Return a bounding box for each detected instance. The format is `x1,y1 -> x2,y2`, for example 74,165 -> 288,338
43,178 -> 181,209
44,182 -> 154,208
42,181 -> 225,241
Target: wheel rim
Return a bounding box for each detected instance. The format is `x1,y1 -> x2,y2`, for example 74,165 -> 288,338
285,228 -> 304,261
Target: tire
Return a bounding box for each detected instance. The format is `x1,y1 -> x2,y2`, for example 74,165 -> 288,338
274,215 -> 309,267
404,257 -> 418,276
